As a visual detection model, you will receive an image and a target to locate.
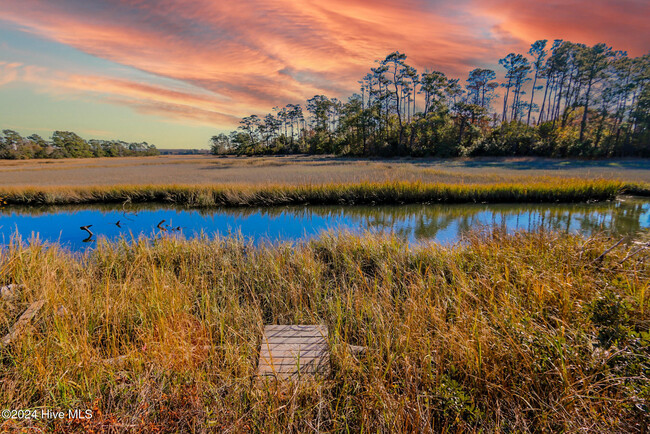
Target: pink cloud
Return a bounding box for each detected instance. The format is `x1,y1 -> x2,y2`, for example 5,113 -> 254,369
474,0 -> 649,56
0,0 -> 646,129
4,64 -> 242,127
0,61 -> 24,87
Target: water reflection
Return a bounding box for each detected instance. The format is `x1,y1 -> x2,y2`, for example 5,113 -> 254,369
0,197 -> 648,252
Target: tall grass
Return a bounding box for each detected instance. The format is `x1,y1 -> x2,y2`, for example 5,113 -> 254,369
0,230 -> 648,432
0,179 -> 641,208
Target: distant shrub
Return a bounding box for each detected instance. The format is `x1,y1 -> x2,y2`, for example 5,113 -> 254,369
0,129 -> 159,159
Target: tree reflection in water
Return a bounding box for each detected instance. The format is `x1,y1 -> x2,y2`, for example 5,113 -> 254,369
0,196 -> 648,251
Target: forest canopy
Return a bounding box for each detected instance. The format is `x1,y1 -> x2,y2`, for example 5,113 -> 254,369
0,130 -> 159,159
212,40 -> 650,158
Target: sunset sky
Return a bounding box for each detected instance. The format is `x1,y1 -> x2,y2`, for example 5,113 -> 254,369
1,0 -> 648,148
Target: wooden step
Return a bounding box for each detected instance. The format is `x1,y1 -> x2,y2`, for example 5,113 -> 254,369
257,324 -> 330,381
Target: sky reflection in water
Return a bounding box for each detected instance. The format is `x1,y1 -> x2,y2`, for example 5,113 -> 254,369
0,197 -> 648,252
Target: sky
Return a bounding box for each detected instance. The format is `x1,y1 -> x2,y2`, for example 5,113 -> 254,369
0,0 -> 648,148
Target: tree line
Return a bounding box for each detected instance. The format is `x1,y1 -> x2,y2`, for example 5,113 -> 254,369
212,40 -> 649,158
0,130 -> 159,159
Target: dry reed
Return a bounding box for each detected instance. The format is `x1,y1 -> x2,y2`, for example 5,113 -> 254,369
0,229 -> 648,432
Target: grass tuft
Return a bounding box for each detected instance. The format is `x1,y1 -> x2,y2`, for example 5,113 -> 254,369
0,230 -> 648,431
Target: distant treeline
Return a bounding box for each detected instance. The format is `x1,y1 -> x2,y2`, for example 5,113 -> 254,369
212,40 -> 650,158
158,148 -> 210,155
0,129 -> 159,159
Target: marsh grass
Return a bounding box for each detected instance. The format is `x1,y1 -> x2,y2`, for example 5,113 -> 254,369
0,179 -> 641,208
2,156 -> 650,187
0,230 -> 648,432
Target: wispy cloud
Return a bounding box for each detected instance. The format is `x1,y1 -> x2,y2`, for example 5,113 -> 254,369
474,0 -> 650,56
0,0 -> 646,129
0,61 -> 24,86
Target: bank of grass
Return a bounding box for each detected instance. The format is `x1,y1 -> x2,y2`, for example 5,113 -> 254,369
0,230 -> 648,432
1,179 -> 647,208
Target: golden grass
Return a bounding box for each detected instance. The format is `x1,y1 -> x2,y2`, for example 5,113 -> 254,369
0,179 -> 642,208
0,230 -> 648,432
1,155 -> 650,187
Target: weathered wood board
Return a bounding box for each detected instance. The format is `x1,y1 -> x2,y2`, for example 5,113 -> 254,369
258,325 -> 329,380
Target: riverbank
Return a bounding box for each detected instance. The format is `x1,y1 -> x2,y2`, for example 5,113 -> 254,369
0,179 -> 646,208
0,230 -> 647,432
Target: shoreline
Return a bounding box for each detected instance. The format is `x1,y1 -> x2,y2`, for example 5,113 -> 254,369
1,180 -> 645,208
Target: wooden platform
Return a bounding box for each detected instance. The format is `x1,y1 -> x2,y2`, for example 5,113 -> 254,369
257,325 -> 329,380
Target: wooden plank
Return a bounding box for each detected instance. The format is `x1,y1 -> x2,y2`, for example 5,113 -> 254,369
265,324 -> 327,331
265,336 -> 327,345
258,364 -> 326,373
265,330 -> 327,338
260,341 -> 326,348
264,325 -> 327,331
258,357 -> 329,372
259,367 -> 323,376
258,354 -> 329,365
260,349 -> 328,358
260,347 -> 325,356
257,324 -> 330,381
260,347 -> 328,359
259,341 -> 326,349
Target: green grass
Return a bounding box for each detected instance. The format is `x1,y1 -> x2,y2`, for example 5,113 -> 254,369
1,230 -> 648,432
0,179 -> 645,208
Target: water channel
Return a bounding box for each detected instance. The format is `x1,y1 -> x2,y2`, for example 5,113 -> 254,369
0,197 -> 648,252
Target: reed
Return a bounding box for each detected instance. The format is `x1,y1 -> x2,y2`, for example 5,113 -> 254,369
0,179 -> 641,208
2,155 -> 649,188
0,230 -> 648,432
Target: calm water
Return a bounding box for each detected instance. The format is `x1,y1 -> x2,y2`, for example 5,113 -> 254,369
0,197 -> 648,252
